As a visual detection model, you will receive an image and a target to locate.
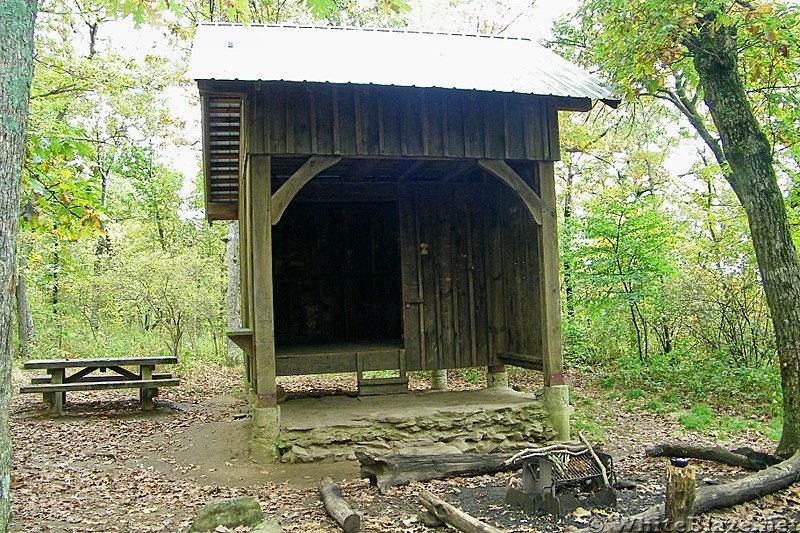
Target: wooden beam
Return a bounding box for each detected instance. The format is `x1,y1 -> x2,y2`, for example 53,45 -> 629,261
346,158 -> 380,182
207,202 -> 238,221
250,154 -> 277,407
201,95 -> 213,222
271,155 -> 342,225
536,161 -> 565,386
441,161 -> 475,182
397,160 -> 425,182
477,159 -> 543,225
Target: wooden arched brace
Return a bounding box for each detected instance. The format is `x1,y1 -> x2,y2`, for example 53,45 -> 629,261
477,159 -> 543,226
270,155 -> 342,225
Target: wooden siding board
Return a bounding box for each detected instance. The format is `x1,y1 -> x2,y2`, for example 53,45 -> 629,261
504,94 -> 526,160
287,83 -> 312,154
380,90 -> 403,156
435,186 -> 456,369
415,185 -> 440,369
249,88 -> 266,154
401,92 -> 424,156
398,185 -> 423,371
444,93 -> 466,158
482,94 -> 506,160
268,84 -> 287,154
547,98 -> 561,161
337,86 -> 358,155
313,85 -> 335,154
486,185 -> 508,356
452,187 -> 473,367
523,101 -> 544,161
468,186 -> 491,364
357,88 -> 380,155
463,95 -> 485,159
424,92 -> 445,157
524,203 -> 541,356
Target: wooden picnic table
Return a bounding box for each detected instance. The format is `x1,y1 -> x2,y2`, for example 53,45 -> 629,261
20,356 -> 179,415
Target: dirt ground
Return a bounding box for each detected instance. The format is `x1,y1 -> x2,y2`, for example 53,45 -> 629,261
9,365 -> 800,532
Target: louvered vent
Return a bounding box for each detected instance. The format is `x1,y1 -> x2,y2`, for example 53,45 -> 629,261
207,96 -> 241,204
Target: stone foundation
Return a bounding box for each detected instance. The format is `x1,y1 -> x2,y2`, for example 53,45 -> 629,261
277,388 -> 556,463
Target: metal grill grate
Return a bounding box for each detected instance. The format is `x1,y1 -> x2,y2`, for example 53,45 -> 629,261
542,452 -> 605,485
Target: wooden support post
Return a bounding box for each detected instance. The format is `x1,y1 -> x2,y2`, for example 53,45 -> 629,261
250,154 -> 276,408
239,156 -> 254,394
486,364 -> 508,389
49,368 -> 64,416
537,161 -> 569,441
665,463 -> 696,532
249,154 -> 281,462
431,369 -> 448,391
140,364 -> 154,411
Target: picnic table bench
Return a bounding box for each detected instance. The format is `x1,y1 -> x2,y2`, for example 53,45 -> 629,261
20,356 -> 180,415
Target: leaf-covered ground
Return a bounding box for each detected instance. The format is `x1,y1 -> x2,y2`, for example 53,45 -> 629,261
9,366 -> 800,532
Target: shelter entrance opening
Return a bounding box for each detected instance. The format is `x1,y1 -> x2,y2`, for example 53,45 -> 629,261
272,201 -> 402,349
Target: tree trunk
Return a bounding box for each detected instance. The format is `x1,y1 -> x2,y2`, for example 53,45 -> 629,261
690,21 -> 800,457
563,165 -> 575,318
15,250 -> 33,360
0,2 -> 37,530
225,221 -> 243,365
356,451 -> 518,494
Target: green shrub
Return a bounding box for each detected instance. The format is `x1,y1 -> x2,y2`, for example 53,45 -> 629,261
679,403 -> 714,430
625,388 -> 646,400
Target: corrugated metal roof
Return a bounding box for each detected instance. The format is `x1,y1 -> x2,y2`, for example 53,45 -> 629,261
188,24 -> 617,103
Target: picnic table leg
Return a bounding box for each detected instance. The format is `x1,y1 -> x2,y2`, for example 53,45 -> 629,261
49,369 -> 64,416
42,371 -> 55,406
140,365 -> 154,411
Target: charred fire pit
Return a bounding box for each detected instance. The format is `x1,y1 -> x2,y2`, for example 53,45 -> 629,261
506,444 -> 617,516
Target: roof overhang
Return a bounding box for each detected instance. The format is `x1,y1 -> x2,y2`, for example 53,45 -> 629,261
189,24 -> 619,107
190,25 -> 621,221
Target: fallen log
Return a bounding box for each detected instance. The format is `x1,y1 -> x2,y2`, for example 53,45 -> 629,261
599,450 -> 800,532
419,491 -> 503,533
356,451 -> 518,494
645,443 -> 779,471
318,477 -> 361,533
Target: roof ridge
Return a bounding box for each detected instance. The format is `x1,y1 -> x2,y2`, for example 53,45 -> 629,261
195,22 -> 533,42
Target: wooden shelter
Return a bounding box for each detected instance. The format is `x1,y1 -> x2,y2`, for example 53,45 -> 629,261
189,24 -> 617,460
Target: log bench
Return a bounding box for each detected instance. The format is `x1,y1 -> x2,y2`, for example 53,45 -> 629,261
20,357 -> 179,415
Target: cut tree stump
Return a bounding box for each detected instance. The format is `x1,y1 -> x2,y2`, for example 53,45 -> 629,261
357,451 -> 518,494
645,443 -> 780,471
664,464 -> 696,532
600,450 -> 800,532
419,491 -> 503,533
318,477 -> 361,533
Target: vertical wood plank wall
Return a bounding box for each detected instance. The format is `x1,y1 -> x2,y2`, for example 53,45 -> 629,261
399,181 -> 541,371
256,82 -> 559,161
